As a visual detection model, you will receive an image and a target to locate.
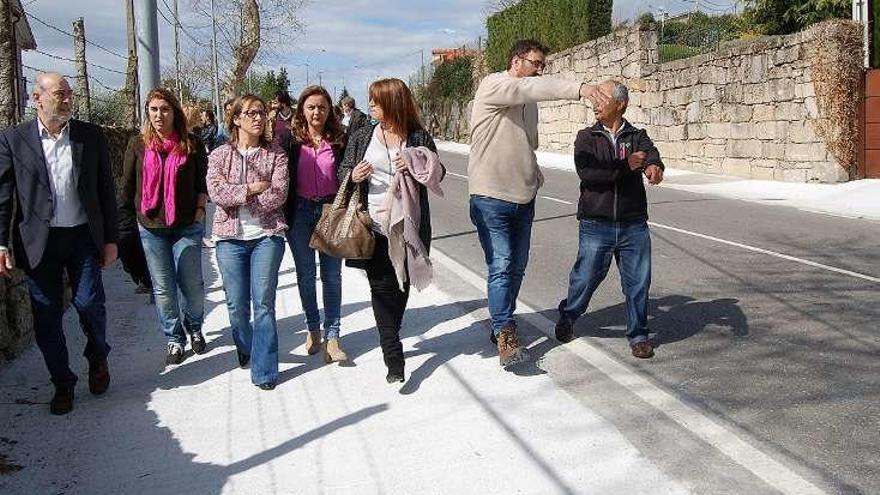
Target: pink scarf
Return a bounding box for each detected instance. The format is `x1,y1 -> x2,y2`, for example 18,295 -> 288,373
140,134 -> 187,225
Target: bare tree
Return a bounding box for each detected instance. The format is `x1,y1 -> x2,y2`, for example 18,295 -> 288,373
483,0 -> 521,15
160,50 -> 214,102
187,0 -> 305,99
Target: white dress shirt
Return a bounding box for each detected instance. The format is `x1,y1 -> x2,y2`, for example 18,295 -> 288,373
38,118 -> 88,227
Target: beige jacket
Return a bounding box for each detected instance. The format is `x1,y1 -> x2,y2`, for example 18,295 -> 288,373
468,71 -> 582,204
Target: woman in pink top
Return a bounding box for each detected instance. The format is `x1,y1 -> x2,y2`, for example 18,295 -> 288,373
283,85 -> 348,363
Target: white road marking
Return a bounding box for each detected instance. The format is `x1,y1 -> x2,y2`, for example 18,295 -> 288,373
447,171 -> 468,179
649,222 -> 880,284
540,195 -> 573,205
431,249 -> 827,495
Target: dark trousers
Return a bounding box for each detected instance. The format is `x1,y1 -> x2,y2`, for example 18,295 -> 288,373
24,225 -> 109,388
364,234 -> 410,374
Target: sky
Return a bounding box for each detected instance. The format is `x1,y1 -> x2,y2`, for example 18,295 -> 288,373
19,0 -> 740,113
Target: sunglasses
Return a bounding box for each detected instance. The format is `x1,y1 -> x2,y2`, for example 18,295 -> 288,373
520,57 -> 545,70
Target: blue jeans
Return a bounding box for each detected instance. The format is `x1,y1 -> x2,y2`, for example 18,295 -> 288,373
560,219 -> 652,344
24,225 -> 108,388
469,195 -> 535,334
287,198 -> 342,339
216,236 -> 284,385
139,222 -> 205,345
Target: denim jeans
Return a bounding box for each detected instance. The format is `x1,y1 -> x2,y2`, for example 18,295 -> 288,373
287,198 -> 342,339
216,236 -> 285,386
469,195 -> 535,334
560,219 -> 652,344
139,222 -> 205,345
24,225 -> 108,388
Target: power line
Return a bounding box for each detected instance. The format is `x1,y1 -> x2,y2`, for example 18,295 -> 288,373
25,11 -> 128,59
156,0 -> 209,48
31,48 -> 126,75
21,63 -> 75,79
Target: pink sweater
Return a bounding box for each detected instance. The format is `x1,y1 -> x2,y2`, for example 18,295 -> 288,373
206,144 -> 289,238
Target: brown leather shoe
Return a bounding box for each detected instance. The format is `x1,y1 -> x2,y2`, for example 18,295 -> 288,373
631,341 -> 655,359
323,338 -> 348,363
88,357 -> 110,395
497,326 -> 527,368
304,330 -> 322,355
50,386 -> 75,415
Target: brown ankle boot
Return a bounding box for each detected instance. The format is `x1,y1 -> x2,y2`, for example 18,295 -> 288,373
304,330 -> 322,355
497,326 -> 526,368
323,338 -> 348,363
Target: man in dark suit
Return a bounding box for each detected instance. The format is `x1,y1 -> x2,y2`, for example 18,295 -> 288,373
0,72 -> 118,415
340,96 -> 368,139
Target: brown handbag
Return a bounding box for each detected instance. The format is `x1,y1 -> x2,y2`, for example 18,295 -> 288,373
309,171 -> 375,259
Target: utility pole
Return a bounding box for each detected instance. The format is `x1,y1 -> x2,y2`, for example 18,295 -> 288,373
210,0 -> 221,122
0,0 -> 16,128
420,49 -> 426,89
136,0 -> 160,112
125,0 -> 139,127
173,0 -> 182,102
72,18 -> 91,122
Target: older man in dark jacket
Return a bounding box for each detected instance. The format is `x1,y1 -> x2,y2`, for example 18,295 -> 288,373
555,80 -> 664,359
0,72 -> 118,414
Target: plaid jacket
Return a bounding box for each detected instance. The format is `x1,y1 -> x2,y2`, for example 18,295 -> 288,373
206,143 -> 289,238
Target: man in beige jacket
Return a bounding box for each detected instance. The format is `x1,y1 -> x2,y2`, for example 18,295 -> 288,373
468,39 -> 608,368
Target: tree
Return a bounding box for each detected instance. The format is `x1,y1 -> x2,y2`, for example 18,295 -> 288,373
187,0 -> 306,99
744,0 -> 850,35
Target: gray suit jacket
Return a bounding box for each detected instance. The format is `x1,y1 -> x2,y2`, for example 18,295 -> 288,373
0,119 -> 118,269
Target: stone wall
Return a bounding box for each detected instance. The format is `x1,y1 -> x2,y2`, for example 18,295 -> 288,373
536,21 -> 860,182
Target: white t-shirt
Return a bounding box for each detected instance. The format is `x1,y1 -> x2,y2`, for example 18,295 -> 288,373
363,126 -> 404,235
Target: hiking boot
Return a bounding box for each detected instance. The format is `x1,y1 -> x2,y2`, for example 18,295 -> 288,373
386,369 -> 405,384
323,338 -> 348,363
631,341 -> 655,359
165,342 -> 185,365
497,326 -> 526,368
189,331 -> 207,355
304,330 -> 322,355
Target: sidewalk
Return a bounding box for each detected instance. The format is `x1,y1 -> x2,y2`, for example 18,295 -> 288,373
438,142 -> 880,221
0,246 -> 692,494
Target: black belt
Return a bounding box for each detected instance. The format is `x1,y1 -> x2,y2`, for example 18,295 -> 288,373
300,194 -> 335,203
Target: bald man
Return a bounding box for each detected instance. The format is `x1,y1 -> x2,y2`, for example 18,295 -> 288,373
0,72 -> 118,415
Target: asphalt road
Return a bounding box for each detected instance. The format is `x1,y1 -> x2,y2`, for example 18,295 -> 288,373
428,149 -> 880,495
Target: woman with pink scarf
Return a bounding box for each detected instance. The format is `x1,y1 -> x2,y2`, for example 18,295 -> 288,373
120,88 -> 209,366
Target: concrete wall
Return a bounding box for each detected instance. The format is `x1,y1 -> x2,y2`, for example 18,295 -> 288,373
537,22 -> 857,182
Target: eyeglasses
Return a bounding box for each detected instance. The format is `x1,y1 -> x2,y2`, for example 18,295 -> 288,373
240,110 -> 267,119
519,57 -> 545,70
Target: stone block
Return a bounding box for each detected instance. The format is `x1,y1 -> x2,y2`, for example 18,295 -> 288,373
723,104 -> 754,123
807,161 -> 849,183
730,123 -> 756,140
721,158 -> 753,177
727,139 -> 763,158
785,142 -> 828,162
667,125 -> 687,140
641,91 -> 664,108
787,121 -> 819,144
775,101 -> 807,121
753,105 -> 776,122
685,141 -> 705,157
773,168 -> 808,182
756,121 -> 789,140
750,163 -> 777,180
805,97 -> 819,119
658,142 -> 685,159
762,142 -> 785,159
742,84 -> 771,104
794,82 -> 815,99
704,143 -> 727,158
687,123 -> 706,140
769,78 -> 795,101
706,123 -> 731,139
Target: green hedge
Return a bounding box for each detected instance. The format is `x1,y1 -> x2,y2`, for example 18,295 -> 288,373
430,57 -> 474,100
485,0 -> 612,72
